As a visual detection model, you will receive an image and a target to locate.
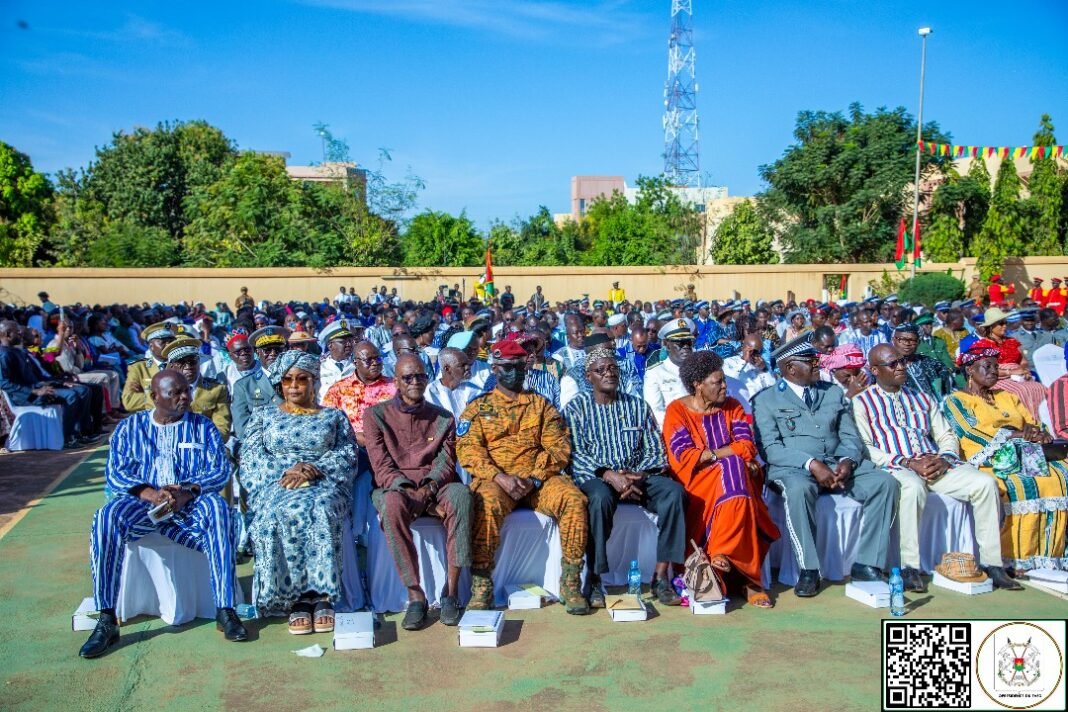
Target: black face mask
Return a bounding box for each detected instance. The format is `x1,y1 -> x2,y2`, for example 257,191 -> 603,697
496,364 -> 526,391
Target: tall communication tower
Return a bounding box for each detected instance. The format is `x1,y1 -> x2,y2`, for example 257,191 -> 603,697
662,0 -> 700,187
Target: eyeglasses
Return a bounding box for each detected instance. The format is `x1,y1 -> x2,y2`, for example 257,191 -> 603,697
497,364 -> 525,373
400,373 -> 429,384
873,358 -> 907,370
670,339 -> 695,349
229,347 -> 252,356
590,365 -> 620,376
354,355 -> 382,364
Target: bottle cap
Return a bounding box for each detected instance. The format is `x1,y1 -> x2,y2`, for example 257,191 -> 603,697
630,560 -> 638,567
891,567 -> 901,575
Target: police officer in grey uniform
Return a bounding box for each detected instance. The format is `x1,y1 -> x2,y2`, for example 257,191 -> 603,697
230,326 -> 290,442
753,333 -> 898,597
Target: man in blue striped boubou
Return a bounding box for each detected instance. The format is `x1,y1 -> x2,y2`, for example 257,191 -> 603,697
79,370 -> 247,659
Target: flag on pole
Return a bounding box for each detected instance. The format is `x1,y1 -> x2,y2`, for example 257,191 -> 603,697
912,218 -> 922,269
895,218 -> 921,270
895,218 -> 909,270
481,244 -> 496,298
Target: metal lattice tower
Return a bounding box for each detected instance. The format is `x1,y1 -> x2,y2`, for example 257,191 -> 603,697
662,0 -> 700,187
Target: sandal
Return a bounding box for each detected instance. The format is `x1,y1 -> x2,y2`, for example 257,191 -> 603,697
746,586 -> 774,609
710,554 -> 732,573
312,599 -> 335,633
288,601 -> 314,634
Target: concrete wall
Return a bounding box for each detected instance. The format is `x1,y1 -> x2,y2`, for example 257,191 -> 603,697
1,257 -> 1062,308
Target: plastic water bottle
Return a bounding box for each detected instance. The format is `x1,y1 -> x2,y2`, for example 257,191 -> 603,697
889,567 -> 906,617
627,560 -> 642,595
235,603 -> 258,619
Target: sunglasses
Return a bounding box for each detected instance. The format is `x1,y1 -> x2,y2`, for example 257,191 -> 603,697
873,358 -> 907,370
497,364 -> 525,373
670,339 -> 695,348
355,355 -> 383,364
400,373 -> 429,384
590,365 -> 620,376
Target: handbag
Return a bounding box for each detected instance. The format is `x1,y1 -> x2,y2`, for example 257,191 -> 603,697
683,539 -> 726,603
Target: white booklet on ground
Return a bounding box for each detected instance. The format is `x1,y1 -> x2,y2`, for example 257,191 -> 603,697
458,610 -> 504,647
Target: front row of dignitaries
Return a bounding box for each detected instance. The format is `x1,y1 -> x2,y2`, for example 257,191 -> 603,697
79,330 -> 1025,657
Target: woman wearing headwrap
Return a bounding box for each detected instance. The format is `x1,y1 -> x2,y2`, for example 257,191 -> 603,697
993,338 -> 1050,423
783,309 -> 810,342
942,341 -> 1068,572
820,344 -> 869,398
240,350 -> 359,633
663,351 -> 780,609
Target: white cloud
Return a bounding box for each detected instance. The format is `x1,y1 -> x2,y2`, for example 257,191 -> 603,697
301,0 -> 649,45
37,14 -> 191,47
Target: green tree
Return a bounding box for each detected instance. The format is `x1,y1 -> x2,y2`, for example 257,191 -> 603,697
0,141 -> 54,266
1020,114 -> 1063,255
583,176 -> 703,265
974,156 -> 1025,280
83,120 -> 235,239
485,221 -> 525,266
402,209 -> 484,267
300,181 -> 403,268
923,168 -> 988,262
759,103 -> 951,263
86,220 -> 180,267
961,157 -> 992,254
709,200 -> 778,264
183,153 -> 313,267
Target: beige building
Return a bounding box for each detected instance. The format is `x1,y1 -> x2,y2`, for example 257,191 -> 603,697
285,161 -> 368,204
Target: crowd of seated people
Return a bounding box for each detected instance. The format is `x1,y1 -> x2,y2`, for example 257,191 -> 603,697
2,281 -> 1065,659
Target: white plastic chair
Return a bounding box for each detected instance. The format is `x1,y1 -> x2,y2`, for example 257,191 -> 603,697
1033,343 -> 1066,387
0,389 -> 63,451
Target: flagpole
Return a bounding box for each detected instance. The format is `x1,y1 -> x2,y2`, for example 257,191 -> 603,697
911,27 -> 932,279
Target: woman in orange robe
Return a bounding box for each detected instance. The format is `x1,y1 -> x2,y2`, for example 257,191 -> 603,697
663,351 -> 780,608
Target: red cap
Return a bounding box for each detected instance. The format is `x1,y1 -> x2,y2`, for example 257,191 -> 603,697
1034,277 -> 1044,283
990,274 -> 1001,282
1054,278 -> 1063,284
491,340 -> 528,361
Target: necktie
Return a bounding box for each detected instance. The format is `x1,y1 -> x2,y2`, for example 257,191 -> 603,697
803,387 -> 813,408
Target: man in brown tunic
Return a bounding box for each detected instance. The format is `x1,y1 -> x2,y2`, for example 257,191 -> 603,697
364,354 -> 471,630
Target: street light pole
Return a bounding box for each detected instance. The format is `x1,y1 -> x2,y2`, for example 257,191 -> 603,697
910,27 -> 932,278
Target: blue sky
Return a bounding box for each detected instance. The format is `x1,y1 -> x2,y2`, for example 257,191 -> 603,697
2,0 -> 1066,228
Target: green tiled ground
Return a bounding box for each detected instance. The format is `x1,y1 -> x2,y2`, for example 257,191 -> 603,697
2,450 -> 1065,711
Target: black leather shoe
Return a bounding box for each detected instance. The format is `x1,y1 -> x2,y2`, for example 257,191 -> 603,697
986,566 -> 1024,590
849,564 -> 885,582
439,596 -> 461,626
794,569 -> 821,597
216,607 -> 248,642
402,600 -> 428,631
901,567 -> 927,593
79,612 -> 119,659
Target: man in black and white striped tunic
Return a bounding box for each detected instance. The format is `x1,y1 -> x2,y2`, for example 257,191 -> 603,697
562,348 -> 686,609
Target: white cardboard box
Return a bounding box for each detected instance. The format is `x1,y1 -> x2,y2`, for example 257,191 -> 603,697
333,612 -> 375,651
458,610 -> 504,647
607,595 -> 648,622
1023,568 -> 1068,594
72,597 -> 98,631
685,590 -> 727,615
507,584 -> 547,610
845,581 -> 890,608
932,572 -> 993,595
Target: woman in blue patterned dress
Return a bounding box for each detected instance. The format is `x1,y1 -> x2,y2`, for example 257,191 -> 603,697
241,351 -> 357,634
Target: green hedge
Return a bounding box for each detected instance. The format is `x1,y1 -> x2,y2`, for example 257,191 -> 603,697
898,272 -> 965,308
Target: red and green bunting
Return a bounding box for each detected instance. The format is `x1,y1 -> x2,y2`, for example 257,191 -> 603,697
895,218 -> 921,270
917,140 -> 1065,160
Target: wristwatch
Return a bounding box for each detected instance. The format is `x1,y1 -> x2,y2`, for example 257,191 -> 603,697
529,477 -> 544,491
708,450 -> 719,463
